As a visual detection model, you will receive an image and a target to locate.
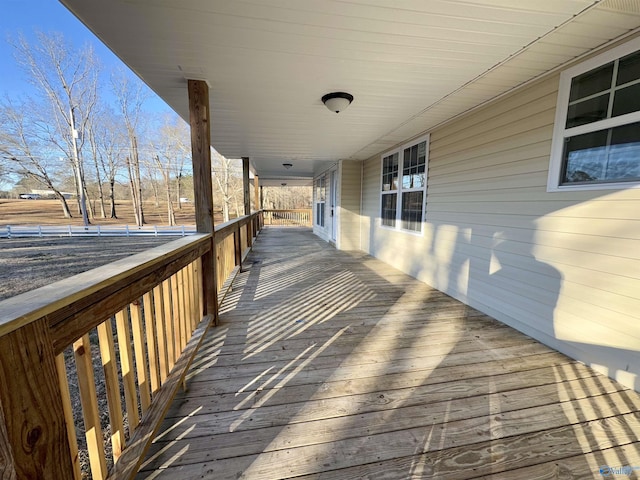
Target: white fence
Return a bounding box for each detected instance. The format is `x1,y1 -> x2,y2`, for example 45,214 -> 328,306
0,224 -> 197,238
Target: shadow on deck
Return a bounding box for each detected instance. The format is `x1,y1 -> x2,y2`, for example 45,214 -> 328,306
138,227 -> 640,479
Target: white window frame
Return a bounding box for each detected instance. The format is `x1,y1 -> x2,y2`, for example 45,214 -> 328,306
314,174 -> 326,228
548,36 -> 640,192
379,134 -> 429,234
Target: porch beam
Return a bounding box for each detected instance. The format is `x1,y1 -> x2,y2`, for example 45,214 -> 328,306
188,79 -> 218,319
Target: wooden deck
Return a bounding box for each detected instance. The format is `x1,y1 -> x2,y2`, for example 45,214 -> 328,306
138,227 -> 640,480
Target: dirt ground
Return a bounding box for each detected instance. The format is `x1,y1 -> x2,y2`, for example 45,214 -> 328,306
0,236 -> 175,300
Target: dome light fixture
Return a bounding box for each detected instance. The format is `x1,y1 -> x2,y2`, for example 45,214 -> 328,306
322,92 -> 353,113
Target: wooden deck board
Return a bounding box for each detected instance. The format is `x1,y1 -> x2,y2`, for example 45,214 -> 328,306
138,227 -> 640,479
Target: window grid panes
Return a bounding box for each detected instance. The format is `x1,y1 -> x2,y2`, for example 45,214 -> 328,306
380,138 -> 428,232
381,193 -> 397,227
557,46 -> 640,187
382,153 -> 398,191
401,191 -> 423,231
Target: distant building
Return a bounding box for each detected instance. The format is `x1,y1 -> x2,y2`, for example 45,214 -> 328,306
30,190 -> 75,199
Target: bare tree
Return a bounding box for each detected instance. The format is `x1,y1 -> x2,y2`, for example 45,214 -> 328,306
212,151 -> 238,223
149,116 -> 191,225
11,31 -> 100,225
0,99 -> 73,217
112,69 -> 148,226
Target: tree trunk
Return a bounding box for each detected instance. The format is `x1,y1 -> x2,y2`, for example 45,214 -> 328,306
150,177 -> 160,208
83,184 -> 94,219
72,168 -> 82,215
233,197 -> 240,219
132,137 -> 144,226
222,195 -> 230,222
166,187 -> 176,226
176,175 -> 182,210
109,177 -> 117,218
126,156 -> 141,226
93,155 -> 106,218
58,194 -> 73,218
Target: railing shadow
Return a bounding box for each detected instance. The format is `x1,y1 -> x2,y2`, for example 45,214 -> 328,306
137,228 -> 640,479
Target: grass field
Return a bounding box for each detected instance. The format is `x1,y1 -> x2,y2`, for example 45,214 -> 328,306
0,198 -> 198,226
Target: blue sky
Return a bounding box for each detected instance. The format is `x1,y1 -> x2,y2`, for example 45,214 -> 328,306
0,0 -> 171,113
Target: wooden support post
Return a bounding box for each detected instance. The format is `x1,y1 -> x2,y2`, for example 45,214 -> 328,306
242,157 -> 251,215
0,388 -> 17,480
242,157 -> 252,246
188,79 -> 218,321
260,186 -> 264,214
0,319 -> 75,479
234,222 -> 242,271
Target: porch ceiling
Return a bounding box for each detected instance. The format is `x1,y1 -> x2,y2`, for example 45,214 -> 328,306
60,0 -> 640,181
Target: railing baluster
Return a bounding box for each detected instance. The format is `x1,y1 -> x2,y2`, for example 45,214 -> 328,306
153,284 -> 169,383
96,320 -> 125,462
195,257 -> 204,321
178,269 -> 188,351
115,309 -> 140,432
187,262 -> 197,330
130,300 -> 151,413
73,333 -> 108,479
171,274 -> 182,357
143,291 -> 161,394
162,279 -> 176,371
260,209 -> 312,227
54,353 -> 83,480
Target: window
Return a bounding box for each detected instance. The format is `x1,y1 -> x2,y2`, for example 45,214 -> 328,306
381,153 -> 398,227
548,37 -> 640,191
380,135 -> 429,233
315,175 -> 325,227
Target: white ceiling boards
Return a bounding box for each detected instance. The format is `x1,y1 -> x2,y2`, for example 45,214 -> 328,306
60,0 -> 640,182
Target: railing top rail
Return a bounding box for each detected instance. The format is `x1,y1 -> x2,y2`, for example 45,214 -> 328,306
214,213 -> 255,238
0,233 -> 211,339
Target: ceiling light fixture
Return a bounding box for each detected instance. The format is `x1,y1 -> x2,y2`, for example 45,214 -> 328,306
282,162 -> 293,169
322,92 -> 353,113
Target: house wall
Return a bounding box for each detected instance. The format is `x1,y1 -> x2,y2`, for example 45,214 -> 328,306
359,73 -> 640,392
338,160 -> 362,251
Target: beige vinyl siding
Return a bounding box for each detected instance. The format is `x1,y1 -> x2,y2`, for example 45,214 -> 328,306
359,73 -> 640,392
338,160 -> 362,251
360,153 -> 381,254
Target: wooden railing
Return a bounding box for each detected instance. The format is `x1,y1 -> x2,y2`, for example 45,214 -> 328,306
263,209 -> 312,227
0,211 -> 262,479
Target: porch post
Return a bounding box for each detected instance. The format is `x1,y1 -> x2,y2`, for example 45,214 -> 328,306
242,157 -> 251,215
0,319 -> 75,478
254,175 -> 260,211
242,157 -> 252,244
188,79 -> 218,319
260,185 -> 264,211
